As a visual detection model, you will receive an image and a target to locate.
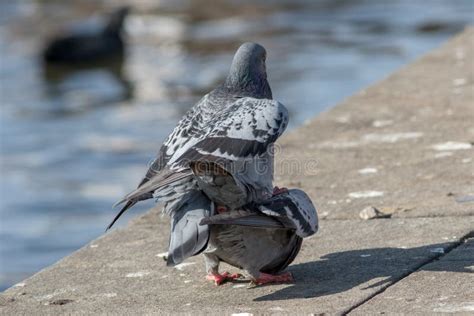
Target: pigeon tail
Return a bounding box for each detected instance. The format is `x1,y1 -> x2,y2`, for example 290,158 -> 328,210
106,200 -> 136,231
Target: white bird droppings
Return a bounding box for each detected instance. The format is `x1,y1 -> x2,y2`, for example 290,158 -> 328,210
363,132 -> 423,143
90,244 -> 98,248
455,48 -> 465,60
434,152 -> 453,158
126,271 -> 150,278
452,78 -> 467,86
103,293 -> 117,298
174,262 -> 196,270
372,120 -> 394,127
335,115 -> 351,123
358,167 -> 378,174
434,303 -> 474,312
318,140 -> 360,149
349,191 -> 384,198
269,307 -> 284,311
432,142 -> 472,151
156,252 -> 168,258
430,248 -> 445,254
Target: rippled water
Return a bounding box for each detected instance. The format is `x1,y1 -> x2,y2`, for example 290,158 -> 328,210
0,0 -> 472,290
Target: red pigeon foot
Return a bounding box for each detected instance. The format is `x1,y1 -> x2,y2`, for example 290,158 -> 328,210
216,205 -> 228,214
272,186 -> 289,196
206,272 -> 242,285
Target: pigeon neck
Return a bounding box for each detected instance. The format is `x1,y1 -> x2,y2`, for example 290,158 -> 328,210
224,74 -> 272,99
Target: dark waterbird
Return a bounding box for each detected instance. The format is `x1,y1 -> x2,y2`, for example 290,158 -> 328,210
43,6 -> 130,64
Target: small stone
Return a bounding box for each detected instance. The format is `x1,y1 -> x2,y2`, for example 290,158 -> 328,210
359,206 -> 392,220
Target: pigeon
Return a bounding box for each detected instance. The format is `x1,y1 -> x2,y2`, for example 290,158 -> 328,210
108,42 -> 289,230
43,6 -> 130,63
166,189 -> 318,286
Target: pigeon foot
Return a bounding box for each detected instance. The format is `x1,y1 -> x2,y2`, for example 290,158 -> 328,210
216,205 -> 228,214
206,272 -> 241,285
254,272 -> 293,286
272,186 -> 289,196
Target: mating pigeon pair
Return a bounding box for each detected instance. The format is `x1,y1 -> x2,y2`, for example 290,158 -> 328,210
109,42 -> 318,286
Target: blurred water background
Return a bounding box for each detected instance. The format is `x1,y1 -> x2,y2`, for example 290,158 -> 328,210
0,0 -> 472,290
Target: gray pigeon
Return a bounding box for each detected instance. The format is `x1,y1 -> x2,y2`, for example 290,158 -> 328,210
108,42 -> 288,229
167,189 -> 318,286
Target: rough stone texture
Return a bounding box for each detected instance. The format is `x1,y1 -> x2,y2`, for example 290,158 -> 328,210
351,238 -> 474,315
1,28 -> 473,315
276,28 -> 474,220
1,214 -> 472,315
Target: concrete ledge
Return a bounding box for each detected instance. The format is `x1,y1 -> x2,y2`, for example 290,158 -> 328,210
1,27 -> 473,315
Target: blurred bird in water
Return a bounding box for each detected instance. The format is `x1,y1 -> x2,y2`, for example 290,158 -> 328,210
43,6 -> 130,64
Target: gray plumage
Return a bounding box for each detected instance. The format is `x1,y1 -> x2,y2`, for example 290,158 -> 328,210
166,190 -> 212,266
201,189 -> 318,280
165,189 -> 317,281
108,42 -> 288,229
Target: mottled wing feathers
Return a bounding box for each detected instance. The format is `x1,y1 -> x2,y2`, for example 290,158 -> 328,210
199,210 -> 289,229
176,97 -> 288,166
138,95 -> 213,186
258,189 -> 318,237
108,96 -> 214,229
200,189 -> 317,237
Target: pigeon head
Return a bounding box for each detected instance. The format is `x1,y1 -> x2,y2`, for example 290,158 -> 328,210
225,42 -> 272,99
104,6 -> 130,35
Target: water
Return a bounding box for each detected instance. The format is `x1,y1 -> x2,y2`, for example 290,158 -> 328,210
0,0 -> 472,290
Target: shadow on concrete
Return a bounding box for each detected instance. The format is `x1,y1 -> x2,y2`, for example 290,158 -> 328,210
254,242 -> 473,301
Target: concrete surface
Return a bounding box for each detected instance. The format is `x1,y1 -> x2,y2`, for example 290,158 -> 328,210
351,238 -> 474,315
1,27 -> 473,315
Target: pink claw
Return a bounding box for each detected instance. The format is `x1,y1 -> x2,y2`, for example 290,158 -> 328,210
206,272 -> 241,285
216,205 -> 228,214
272,186 -> 289,196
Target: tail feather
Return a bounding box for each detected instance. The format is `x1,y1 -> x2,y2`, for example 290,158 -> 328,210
106,200 -> 136,231
107,169 -> 193,230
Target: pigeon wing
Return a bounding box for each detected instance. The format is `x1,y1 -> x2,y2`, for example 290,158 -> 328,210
199,209 -> 289,229
166,191 -> 213,266
175,97 -> 289,167
258,189 -> 318,237
108,95 -> 214,229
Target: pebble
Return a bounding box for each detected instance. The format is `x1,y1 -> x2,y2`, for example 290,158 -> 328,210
359,206 -> 392,220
